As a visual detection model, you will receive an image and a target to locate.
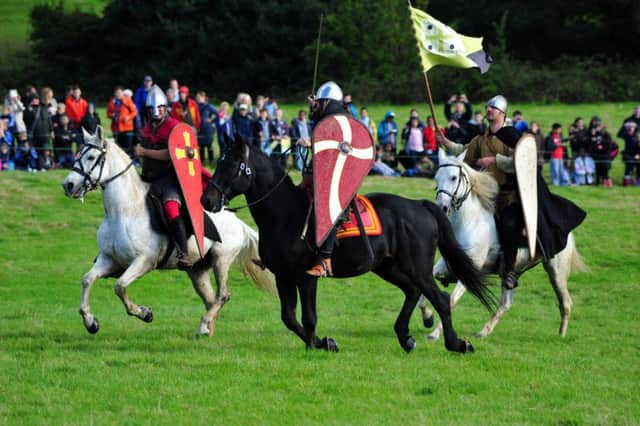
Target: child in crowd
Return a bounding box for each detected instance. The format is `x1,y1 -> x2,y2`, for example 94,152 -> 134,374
573,147 -> 595,185
81,102 -> 101,135
0,140 -> 14,171
37,144 -> 55,171
14,141 -> 38,172
54,113 -> 77,168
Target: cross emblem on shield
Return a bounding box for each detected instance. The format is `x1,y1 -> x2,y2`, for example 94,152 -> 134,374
169,123 -> 205,258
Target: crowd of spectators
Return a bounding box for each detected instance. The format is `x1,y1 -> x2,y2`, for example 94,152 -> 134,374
1,80 -> 638,188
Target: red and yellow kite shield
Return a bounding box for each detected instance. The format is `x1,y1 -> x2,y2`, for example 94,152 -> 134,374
169,123 -> 205,258
312,114 -> 374,246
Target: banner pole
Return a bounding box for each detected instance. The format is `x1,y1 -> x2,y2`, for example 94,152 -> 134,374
422,71 -> 440,133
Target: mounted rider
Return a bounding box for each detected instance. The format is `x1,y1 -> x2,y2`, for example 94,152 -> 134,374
437,95 -> 586,289
134,85 -> 193,269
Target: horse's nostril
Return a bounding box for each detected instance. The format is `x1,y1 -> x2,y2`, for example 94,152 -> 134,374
442,205 -> 449,213
65,182 -> 74,193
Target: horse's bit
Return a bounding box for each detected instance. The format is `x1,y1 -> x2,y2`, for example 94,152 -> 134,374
435,164 -> 472,212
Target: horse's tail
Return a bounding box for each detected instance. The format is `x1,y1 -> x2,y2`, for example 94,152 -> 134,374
236,222 -> 277,296
423,201 -> 496,312
568,233 -> 589,273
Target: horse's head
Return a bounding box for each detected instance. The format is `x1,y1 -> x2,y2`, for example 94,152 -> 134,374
201,132 -> 253,212
62,126 -> 108,199
435,149 -> 470,215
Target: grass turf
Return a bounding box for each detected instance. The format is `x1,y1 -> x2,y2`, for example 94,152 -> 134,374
1,103 -> 639,425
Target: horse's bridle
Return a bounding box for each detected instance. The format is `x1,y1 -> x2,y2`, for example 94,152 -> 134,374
71,142 -> 135,193
436,163 -> 472,212
210,152 -> 289,213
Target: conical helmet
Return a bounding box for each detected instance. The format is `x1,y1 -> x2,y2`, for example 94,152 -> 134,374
145,85 -> 168,119
486,95 -> 507,114
316,81 -> 343,102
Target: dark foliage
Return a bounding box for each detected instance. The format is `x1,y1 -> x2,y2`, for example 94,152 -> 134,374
0,0 -> 637,103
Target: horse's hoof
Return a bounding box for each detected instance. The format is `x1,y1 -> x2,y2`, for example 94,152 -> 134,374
427,331 -> 440,341
322,337 -> 339,352
474,331 -> 488,339
402,336 -> 417,353
86,318 -> 99,334
141,308 -> 153,323
423,315 -> 434,329
463,340 -> 475,353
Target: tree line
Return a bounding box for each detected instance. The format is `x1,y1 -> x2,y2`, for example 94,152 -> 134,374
3,0 -> 638,103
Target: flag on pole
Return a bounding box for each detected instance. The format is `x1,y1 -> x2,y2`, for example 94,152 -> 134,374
409,6 -> 492,73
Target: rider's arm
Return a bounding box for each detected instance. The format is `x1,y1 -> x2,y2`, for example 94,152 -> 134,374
435,130 -> 465,155
495,154 -> 515,173
135,145 -> 170,161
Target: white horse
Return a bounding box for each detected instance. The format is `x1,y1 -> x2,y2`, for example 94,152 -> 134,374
419,149 -> 587,339
62,127 -> 275,336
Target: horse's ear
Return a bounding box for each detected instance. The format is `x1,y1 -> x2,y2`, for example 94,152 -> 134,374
234,131 -> 250,161
438,148 -> 448,165
82,127 -> 93,142
95,125 -> 104,144
457,150 -> 467,162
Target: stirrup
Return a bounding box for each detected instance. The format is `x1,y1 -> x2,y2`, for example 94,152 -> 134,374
305,259 -> 332,278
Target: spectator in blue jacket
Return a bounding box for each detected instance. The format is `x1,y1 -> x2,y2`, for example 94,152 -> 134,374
196,91 -> 217,165
0,140 -> 14,171
343,94 -> 358,119
378,111 -> 398,147
290,110 -> 312,171
14,141 -> 38,172
133,75 -> 154,128
232,103 -> 255,147
216,101 -> 233,153
512,110 -> 529,133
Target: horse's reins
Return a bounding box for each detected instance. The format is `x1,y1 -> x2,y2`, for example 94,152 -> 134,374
435,164 -> 472,211
216,150 -> 291,213
71,142 -> 135,193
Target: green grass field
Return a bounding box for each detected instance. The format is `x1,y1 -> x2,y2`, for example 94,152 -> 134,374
1,103 -> 639,425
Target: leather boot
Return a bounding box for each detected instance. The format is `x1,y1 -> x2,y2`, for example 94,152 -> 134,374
168,217 -> 193,270
306,258 -> 333,277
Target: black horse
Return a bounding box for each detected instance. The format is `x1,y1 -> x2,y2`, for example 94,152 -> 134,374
201,136 -> 495,353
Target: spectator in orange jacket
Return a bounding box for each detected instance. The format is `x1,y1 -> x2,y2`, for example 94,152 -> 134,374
107,85 -> 138,158
64,85 -> 88,130
171,86 -> 201,132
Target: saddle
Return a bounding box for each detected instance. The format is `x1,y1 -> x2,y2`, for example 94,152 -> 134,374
336,195 -> 382,240
145,170 -> 221,244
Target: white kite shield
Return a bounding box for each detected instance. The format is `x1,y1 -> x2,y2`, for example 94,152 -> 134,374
514,134 -> 538,259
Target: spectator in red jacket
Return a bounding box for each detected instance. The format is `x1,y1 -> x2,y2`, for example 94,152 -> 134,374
107,85 -> 138,157
64,85 -> 88,130
171,86 -> 201,132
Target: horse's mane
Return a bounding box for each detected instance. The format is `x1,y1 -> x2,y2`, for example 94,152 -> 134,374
445,157 -> 500,212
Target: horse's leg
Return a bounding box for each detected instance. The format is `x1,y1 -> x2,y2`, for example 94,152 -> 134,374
476,286 -> 514,338
419,277 -> 474,353
427,280 -> 467,341
543,249 -> 573,336
196,252 -> 235,337
418,295 -> 435,328
79,253 -> 120,334
113,256 -> 155,322
376,268 -> 421,352
298,275 -> 331,350
187,262 -> 219,337
276,276 -> 308,346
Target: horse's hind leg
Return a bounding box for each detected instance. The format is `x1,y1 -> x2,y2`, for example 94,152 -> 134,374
377,268 -> 421,352
427,281 -> 467,341
79,254 -> 120,334
113,256 -> 155,322
188,263 -> 218,337
476,287 -> 514,338
543,250 -> 573,336
418,296 -> 435,328
419,277 -> 473,353
276,276 -> 314,348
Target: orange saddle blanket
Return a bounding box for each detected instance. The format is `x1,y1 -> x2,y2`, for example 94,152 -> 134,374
336,195 -> 382,240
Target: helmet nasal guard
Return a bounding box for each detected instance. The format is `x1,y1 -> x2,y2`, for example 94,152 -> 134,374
146,85 -> 168,119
